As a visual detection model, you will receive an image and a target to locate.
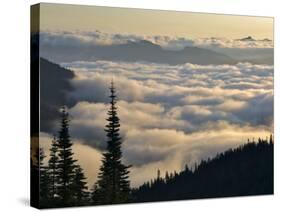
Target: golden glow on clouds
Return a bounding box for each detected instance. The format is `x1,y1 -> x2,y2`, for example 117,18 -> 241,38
40,3 -> 273,39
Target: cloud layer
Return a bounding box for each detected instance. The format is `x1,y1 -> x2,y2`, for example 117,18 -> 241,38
40,30 -> 273,50
39,60 -> 273,187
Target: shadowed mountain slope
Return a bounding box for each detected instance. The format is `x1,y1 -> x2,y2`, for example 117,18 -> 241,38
40,58 -> 75,132
41,39 -> 237,65
132,139 -> 273,202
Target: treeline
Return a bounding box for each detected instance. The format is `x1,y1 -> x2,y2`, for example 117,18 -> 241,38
31,82 -> 131,208
132,136 -> 273,202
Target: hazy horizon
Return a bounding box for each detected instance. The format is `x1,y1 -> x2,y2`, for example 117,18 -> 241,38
39,3 -> 274,40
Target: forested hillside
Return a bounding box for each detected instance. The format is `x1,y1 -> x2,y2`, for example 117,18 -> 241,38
133,138 -> 273,202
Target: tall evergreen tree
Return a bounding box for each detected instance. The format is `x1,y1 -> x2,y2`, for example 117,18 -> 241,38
39,148 -> 50,205
94,81 -> 131,204
91,183 -> 101,204
165,171 -> 170,183
31,145 -> 39,207
269,134 -> 273,145
72,165 -> 88,206
48,136 -> 59,200
56,106 -> 77,206
157,169 -> 161,181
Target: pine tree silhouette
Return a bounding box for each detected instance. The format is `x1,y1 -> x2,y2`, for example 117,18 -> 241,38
157,169 -> 161,181
91,183 -> 101,204
31,145 -> 39,207
94,81 -> 131,204
270,134 -> 273,144
165,171 -> 170,183
48,136 -> 59,201
39,148 -> 50,206
72,165 -> 88,206
56,106 -> 77,206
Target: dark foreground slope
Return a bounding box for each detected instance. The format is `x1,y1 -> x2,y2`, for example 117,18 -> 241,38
133,139 -> 273,202
39,58 -> 75,132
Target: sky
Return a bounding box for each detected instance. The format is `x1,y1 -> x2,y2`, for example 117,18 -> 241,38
39,3 -> 273,40
38,3 -> 274,188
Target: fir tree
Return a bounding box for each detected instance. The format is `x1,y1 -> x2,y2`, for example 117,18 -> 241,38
31,145 -> 39,207
94,81 -> 131,204
39,147 -> 50,206
157,169 -> 161,181
48,136 -> 59,200
72,165 -> 88,206
91,183 -> 102,204
165,171 -> 170,183
56,106 -> 77,206
270,134 -> 273,145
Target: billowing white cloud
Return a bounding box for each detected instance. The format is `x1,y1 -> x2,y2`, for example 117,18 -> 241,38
65,61 -> 273,126
68,100 -> 189,149
65,60 -> 273,123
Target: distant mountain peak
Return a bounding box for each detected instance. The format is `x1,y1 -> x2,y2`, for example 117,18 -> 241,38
261,38 -> 272,42
138,39 -> 155,45
238,36 -> 256,41
124,39 -> 160,49
126,39 -> 156,45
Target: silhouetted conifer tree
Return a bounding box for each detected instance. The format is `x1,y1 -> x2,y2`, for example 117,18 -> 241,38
91,183 -> 100,204
48,136 -> 59,200
72,165 -> 88,206
31,145 -> 39,207
270,134 -> 273,144
94,81 -> 131,204
39,148 -> 50,205
56,106 -> 77,205
165,171 -> 170,183
157,169 -> 161,180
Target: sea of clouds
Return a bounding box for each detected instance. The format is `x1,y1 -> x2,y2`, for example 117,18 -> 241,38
41,60 -> 273,187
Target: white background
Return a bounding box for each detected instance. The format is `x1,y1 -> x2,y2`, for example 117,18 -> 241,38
0,0 -> 280,211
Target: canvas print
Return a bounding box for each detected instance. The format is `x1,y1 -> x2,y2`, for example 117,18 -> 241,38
30,3 -> 274,209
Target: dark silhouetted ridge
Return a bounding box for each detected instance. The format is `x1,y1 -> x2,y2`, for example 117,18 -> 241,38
132,138 -> 273,202
41,39 -> 237,65
40,58 -> 75,132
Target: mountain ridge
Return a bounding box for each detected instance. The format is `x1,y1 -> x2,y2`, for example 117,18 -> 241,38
41,38 -> 237,65
133,138 -> 273,202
